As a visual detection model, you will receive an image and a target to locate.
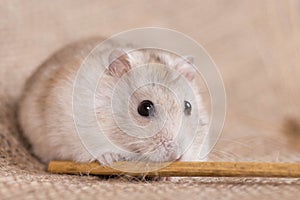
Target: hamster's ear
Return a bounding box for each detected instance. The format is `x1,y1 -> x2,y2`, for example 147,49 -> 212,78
176,56 -> 196,81
108,49 -> 131,77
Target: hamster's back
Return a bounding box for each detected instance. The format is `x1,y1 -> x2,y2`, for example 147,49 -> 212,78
18,38 -> 105,163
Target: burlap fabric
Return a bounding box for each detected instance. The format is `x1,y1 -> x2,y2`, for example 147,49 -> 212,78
1,1 -> 300,199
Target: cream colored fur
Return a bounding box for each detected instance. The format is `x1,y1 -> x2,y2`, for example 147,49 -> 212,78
18,39 -> 208,165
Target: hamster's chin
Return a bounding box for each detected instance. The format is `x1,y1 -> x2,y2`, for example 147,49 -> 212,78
135,144 -> 182,163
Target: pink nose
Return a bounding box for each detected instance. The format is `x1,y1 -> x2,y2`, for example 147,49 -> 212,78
162,141 -> 182,161
160,136 -> 175,145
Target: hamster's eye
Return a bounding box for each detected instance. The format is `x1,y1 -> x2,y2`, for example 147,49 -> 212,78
184,100 -> 192,115
138,100 -> 155,117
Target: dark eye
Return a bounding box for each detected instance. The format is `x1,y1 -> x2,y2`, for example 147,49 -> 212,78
138,100 -> 155,117
184,100 -> 192,115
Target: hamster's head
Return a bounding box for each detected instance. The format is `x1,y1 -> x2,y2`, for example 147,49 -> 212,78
96,48 -> 207,162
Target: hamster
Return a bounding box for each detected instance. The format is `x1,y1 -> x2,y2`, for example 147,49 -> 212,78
18,38 -> 209,165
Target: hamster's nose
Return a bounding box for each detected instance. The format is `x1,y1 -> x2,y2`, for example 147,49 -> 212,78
159,132 -> 174,143
160,141 -> 182,161
160,139 -> 173,146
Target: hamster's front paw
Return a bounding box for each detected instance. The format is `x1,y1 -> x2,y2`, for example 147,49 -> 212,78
97,152 -> 125,166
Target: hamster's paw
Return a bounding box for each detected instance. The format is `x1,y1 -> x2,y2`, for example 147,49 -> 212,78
97,152 -> 124,166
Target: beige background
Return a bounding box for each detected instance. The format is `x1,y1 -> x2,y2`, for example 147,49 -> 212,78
1,0 -> 300,199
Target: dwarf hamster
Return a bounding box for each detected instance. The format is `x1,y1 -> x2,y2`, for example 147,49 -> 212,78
18,38 -> 209,165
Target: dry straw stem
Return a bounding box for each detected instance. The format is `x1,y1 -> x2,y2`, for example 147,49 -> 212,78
48,161 -> 300,178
